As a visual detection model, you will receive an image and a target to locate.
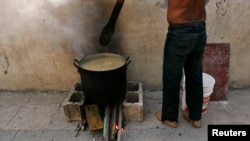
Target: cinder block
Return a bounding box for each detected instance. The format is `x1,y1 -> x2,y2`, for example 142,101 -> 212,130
63,91 -> 84,121
123,81 -> 143,121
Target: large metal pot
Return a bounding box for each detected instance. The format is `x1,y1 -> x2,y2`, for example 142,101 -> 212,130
73,53 -> 131,104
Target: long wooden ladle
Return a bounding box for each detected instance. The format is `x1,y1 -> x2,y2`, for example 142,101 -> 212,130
99,0 -> 125,46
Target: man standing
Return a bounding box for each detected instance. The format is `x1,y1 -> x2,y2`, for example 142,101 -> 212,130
156,0 -> 208,128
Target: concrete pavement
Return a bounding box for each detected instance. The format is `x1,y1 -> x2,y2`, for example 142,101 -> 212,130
0,88 -> 250,141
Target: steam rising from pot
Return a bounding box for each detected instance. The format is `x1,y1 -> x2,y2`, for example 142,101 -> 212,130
1,0 -> 104,59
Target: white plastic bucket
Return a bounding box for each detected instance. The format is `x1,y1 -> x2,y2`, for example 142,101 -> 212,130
181,73 -> 215,114
203,73 -> 216,93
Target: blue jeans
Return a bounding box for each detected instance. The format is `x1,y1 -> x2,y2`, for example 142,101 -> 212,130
162,22 -> 207,122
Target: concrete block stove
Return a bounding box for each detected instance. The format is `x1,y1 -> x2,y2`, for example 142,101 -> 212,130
123,81 -> 143,122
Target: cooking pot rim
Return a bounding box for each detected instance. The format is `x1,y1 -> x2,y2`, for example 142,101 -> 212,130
77,53 -> 128,72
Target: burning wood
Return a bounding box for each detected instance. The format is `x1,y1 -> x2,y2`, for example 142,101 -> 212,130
71,83 -> 126,140
84,104 -> 104,131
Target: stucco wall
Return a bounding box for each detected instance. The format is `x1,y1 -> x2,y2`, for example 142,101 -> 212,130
0,0 -> 249,91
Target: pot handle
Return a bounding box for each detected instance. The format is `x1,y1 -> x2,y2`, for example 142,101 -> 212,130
125,57 -> 131,66
73,59 -> 81,70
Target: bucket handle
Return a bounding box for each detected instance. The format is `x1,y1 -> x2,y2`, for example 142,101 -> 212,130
73,59 -> 81,70
125,57 -> 132,66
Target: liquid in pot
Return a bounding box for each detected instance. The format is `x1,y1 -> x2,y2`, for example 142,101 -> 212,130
81,57 -> 125,71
